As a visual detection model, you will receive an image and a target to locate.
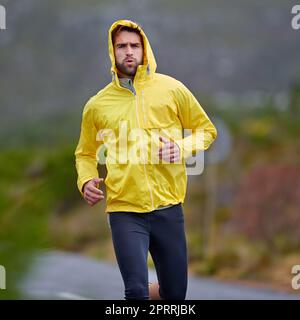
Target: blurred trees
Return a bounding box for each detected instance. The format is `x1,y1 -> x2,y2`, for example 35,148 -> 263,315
232,165 -> 300,253
185,82 -> 300,287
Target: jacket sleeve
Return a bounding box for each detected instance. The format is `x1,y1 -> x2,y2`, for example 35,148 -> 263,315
173,82 -> 217,159
74,100 -> 103,195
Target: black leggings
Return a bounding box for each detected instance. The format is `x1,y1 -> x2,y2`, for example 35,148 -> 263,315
108,203 -> 188,300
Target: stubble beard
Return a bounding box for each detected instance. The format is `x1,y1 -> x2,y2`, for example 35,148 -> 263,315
116,59 -> 142,78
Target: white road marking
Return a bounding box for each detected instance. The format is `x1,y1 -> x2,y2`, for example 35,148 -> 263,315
56,292 -> 93,300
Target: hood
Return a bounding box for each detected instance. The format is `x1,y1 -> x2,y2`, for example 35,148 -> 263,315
108,19 -> 157,85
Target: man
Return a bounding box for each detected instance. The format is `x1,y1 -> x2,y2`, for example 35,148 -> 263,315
75,19 -> 217,300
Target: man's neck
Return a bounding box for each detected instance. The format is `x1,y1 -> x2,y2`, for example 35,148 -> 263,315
118,77 -> 136,94
118,73 -> 134,81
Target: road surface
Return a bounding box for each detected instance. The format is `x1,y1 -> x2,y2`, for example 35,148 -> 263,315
19,251 -> 300,300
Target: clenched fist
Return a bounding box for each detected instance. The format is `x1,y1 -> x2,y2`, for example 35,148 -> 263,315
158,136 -> 181,163
83,177 -> 105,206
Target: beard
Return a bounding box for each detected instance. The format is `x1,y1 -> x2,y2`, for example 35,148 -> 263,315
116,58 -> 142,77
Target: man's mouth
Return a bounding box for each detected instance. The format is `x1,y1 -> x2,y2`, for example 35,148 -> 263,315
125,59 -> 134,63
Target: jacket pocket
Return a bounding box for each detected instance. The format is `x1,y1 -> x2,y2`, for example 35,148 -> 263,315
141,90 -> 177,129
104,164 -> 123,196
145,104 -> 174,128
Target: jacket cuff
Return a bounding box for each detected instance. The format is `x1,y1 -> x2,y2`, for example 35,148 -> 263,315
77,177 -> 97,196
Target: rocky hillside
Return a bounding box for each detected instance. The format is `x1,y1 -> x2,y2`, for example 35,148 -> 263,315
0,0 -> 299,143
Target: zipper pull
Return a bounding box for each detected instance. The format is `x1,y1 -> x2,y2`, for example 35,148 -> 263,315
141,90 -> 147,126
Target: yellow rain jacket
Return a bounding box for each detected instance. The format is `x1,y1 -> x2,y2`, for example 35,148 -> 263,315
75,19 -> 217,213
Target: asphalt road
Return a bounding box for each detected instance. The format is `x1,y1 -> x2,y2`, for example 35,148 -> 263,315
18,251 -> 300,300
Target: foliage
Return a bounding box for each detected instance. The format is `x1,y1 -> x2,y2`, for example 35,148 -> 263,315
231,165 -> 300,253
0,144 -> 80,298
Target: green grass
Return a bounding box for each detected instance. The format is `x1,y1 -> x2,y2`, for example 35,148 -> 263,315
0,143 -> 81,298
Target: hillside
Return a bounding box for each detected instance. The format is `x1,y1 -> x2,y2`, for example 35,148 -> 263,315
0,0 -> 299,144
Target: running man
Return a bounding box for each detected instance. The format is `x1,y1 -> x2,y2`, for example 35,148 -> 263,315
75,19 -> 217,300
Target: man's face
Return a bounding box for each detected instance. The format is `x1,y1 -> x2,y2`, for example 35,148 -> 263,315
114,31 -> 144,78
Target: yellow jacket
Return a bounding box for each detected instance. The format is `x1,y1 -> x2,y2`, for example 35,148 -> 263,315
75,20 -> 217,213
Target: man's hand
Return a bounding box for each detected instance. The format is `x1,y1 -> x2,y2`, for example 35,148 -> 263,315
158,136 -> 181,163
83,178 -> 105,206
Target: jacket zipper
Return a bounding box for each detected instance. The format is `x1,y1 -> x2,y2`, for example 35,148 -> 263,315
141,90 -> 147,127
134,91 -> 155,211
114,76 -> 155,211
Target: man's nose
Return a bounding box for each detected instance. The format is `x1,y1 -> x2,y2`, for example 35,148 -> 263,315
125,46 -> 133,56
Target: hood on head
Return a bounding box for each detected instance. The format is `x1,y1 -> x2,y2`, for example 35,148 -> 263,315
108,19 -> 157,82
